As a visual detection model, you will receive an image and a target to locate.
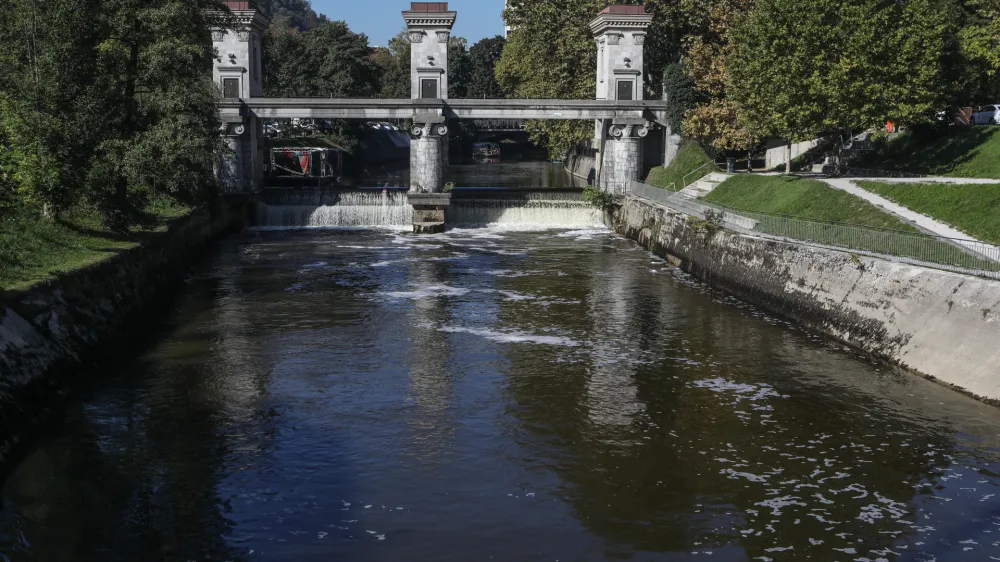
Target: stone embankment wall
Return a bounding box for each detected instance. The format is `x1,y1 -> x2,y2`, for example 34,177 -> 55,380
0,199 -> 248,461
564,152 -> 596,185
613,196 -> 1000,402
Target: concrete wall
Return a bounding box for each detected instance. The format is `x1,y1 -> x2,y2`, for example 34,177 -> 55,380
565,152 -> 596,185
612,196 -> 1000,403
765,139 -> 821,170
0,200 -> 248,462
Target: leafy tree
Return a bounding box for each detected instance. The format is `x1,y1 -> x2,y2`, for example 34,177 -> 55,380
373,30 -> 412,99
661,63 -> 697,134
960,0 -> 1000,101
497,0 -> 607,157
0,0 -> 102,217
82,0 -> 226,229
728,0 -> 959,163
448,37 -> 472,99
467,36 -> 507,99
263,21 -> 377,97
256,0 -> 325,31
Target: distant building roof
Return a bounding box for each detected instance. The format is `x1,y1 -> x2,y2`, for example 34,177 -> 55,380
598,5 -> 648,15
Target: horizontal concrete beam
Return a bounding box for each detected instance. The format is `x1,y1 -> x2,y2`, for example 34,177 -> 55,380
223,98 -> 668,125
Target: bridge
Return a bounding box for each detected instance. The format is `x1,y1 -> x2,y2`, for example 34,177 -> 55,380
213,2 -> 667,230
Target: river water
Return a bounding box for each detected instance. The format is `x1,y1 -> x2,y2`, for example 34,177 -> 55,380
3,166 -> 1000,562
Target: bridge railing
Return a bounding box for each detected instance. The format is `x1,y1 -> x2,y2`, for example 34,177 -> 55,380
628,180 -> 1000,279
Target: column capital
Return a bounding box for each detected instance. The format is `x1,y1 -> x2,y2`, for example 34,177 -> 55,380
609,123 -> 650,139
411,122 -> 449,138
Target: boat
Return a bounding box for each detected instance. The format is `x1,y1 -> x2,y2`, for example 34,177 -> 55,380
266,145 -> 344,188
473,142 -> 501,160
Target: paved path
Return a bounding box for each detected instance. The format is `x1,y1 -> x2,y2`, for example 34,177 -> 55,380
820,178 -> 999,262
849,177 -> 1000,185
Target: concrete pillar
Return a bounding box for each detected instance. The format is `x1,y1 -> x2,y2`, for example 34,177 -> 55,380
590,5 -> 652,189
210,2 -> 270,193
403,3 -> 456,100
601,123 -> 648,193
410,122 -> 448,193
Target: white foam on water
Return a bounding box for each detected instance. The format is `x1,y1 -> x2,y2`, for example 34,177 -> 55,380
380,285 -> 471,300
438,326 -> 580,347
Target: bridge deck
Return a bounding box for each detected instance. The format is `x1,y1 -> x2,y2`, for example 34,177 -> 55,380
222,98 -> 668,125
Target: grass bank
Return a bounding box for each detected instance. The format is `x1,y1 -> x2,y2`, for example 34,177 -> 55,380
0,200 -> 191,291
705,175 -> 918,231
857,181 -> 1000,244
857,126 -> 1000,179
645,141 -> 717,190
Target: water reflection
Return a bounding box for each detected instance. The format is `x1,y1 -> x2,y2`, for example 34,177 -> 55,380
2,229 -> 1000,561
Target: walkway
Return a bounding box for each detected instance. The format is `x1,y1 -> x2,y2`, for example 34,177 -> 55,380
820,177 -> 999,260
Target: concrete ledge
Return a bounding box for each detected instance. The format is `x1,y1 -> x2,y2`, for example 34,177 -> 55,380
407,193 -> 452,207
613,195 -> 1000,404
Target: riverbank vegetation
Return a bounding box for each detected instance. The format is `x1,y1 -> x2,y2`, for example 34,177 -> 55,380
0,199 -> 190,290
857,181 -> 1000,244
854,127 -> 1000,179
645,142 -> 717,191
705,176 -> 918,231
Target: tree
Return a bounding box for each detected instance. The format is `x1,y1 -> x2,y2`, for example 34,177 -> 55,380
497,0 -> 607,157
448,37 -> 472,99
80,0 -> 227,229
728,0 -> 959,166
960,0 -> 1000,101
373,31 -> 412,99
263,21 -> 377,98
0,0 -> 102,217
467,36 -> 507,99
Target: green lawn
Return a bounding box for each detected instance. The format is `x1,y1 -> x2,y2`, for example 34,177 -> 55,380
702,175 -> 996,270
0,200 -> 191,291
645,140 -> 718,191
856,126 -> 1000,179
857,181 -> 1000,245
705,175 -> 918,231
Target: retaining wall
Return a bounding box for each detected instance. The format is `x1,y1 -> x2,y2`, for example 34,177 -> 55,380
613,195 -> 1000,402
0,199 -> 248,462
564,152 -> 596,184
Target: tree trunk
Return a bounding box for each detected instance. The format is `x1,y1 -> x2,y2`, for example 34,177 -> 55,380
785,142 -> 792,174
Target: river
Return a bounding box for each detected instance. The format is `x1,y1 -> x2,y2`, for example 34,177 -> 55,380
2,164 -> 1000,561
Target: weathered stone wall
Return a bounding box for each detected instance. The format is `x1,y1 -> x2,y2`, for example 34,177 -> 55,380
565,152 -> 596,184
0,199 -> 248,461
601,137 -> 642,193
410,135 -> 444,192
613,196 -> 1000,402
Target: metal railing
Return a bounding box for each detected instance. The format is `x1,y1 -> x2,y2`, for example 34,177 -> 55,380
628,180 -> 1000,279
681,162 -> 720,189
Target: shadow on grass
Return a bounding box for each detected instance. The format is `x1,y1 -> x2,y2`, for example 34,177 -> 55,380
860,127 -> 1000,176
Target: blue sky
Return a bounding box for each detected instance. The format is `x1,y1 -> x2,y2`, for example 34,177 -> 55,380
311,0 -> 506,47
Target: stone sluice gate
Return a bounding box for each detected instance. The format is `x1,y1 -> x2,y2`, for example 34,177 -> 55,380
212,1 -> 673,231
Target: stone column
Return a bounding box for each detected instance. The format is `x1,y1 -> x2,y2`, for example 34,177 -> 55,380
601,123 -> 648,193
218,121 -> 250,193
409,122 -> 448,193
408,122 -> 451,234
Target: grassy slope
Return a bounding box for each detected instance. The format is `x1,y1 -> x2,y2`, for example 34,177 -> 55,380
0,201 -> 191,291
645,141 -> 717,190
858,181 -> 1000,244
858,126 -> 1000,179
705,175 -> 919,231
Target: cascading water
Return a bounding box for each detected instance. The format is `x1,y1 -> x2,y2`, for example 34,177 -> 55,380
254,190 -> 413,229
252,188 -> 602,230
447,190 -> 603,228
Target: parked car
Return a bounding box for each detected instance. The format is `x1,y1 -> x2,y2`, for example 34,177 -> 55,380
973,104 -> 1000,125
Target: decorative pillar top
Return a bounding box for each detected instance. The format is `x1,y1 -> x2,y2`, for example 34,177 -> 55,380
403,2 -> 457,100
208,2 -> 271,99
590,5 -> 652,102
402,3 -> 457,29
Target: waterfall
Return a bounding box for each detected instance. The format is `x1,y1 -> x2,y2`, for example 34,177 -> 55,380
252,188 -> 602,230
447,190 -> 602,228
254,190 -> 412,229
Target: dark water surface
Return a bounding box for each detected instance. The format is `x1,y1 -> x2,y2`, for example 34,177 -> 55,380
3,227 -> 1000,562
360,161 -> 586,189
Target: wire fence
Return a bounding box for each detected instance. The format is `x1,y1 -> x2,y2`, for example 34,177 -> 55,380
628,180 -> 1000,279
